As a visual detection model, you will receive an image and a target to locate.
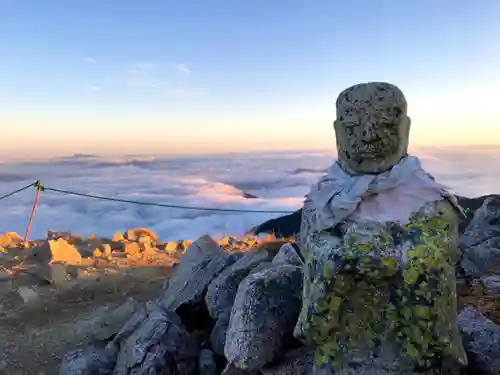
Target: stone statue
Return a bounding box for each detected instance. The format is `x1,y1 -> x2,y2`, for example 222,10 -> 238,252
294,82 -> 467,375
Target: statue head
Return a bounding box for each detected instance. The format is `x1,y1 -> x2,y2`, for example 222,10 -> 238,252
333,82 -> 411,175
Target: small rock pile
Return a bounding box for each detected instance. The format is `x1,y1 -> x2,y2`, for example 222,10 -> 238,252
57,198 -> 500,375
59,235 -> 309,375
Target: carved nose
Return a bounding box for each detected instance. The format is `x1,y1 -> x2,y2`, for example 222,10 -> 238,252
361,124 -> 376,140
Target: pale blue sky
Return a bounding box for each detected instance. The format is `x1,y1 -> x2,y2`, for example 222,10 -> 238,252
1,0 -> 499,157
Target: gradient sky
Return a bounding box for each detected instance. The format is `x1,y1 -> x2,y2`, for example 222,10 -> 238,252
1,0 -> 499,157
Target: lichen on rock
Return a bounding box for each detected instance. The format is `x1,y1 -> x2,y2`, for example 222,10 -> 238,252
297,200 -> 467,373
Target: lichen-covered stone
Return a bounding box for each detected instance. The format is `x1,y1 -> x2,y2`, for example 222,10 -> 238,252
110,301 -> 199,375
58,341 -> 115,375
225,265 -> 303,370
457,307 -> 500,374
296,200 -> 467,373
333,82 -> 410,175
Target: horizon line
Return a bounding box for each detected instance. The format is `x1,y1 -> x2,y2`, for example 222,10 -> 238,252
2,143 -> 500,164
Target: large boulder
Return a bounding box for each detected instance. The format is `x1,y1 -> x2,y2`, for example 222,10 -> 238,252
58,341 -> 116,375
0,232 -> 24,248
205,250 -> 272,354
460,196 -> 500,249
27,239 -> 83,264
271,243 -> 303,267
457,307 -> 500,374
88,297 -> 140,341
123,228 -> 159,244
206,250 -> 272,320
109,302 -> 199,375
460,197 -> 500,277
157,235 -> 242,312
225,264 -> 303,370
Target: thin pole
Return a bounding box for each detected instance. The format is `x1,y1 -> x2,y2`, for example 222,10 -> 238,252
23,181 -> 44,248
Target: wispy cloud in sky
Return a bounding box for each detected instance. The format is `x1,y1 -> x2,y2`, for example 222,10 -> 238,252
83,84 -> 102,92
84,56 -> 97,64
168,87 -> 207,97
175,63 -> 191,75
103,61 -> 204,96
134,61 -> 155,71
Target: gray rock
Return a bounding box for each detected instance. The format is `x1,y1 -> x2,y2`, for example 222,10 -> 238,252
205,251 -> 274,356
37,263 -> 70,285
58,341 -> 115,375
0,278 -> 12,296
199,349 -> 218,375
157,235 -> 242,311
225,265 -> 303,370
481,275 -> 500,295
250,261 -> 274,274
178,234 -> 225,267
221,363 -> 260,375
206,250 -> 271,320
261,347 -> 313,375
460,197 -> 500,277
460,238 -> 500,277
90,297 -> 139,341
460,197 -> 500,249
210,316 -> 230,356
271,244 -> 303,267
110,301 -> 199,375
457,307 -> 500,374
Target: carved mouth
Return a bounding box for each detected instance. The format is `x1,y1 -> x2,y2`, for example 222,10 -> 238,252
357,145 -> 385,156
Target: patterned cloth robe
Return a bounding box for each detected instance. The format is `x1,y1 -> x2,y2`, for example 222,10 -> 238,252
294,156 -> 467,375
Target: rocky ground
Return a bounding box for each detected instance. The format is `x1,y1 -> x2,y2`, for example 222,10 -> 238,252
0,229 -> 278,375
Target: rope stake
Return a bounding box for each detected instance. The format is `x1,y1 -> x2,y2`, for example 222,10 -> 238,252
23,180 -> 45,248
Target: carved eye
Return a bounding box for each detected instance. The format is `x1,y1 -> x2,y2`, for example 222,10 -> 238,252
344,124 -> 357,135
380,121 -> 397,129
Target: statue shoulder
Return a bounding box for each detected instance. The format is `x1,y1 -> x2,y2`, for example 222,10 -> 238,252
413,199 -> 459,222
409,199 -> 460,243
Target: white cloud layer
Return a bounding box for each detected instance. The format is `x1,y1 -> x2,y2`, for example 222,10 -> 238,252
0,147 -> 499,242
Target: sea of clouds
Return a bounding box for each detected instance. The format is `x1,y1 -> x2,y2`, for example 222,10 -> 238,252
0,146 -> 499,242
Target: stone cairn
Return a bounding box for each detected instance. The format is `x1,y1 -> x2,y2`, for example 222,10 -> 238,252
56,197 -> 500,375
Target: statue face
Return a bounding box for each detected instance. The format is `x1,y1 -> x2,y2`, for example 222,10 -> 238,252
334,82 -> 411,175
